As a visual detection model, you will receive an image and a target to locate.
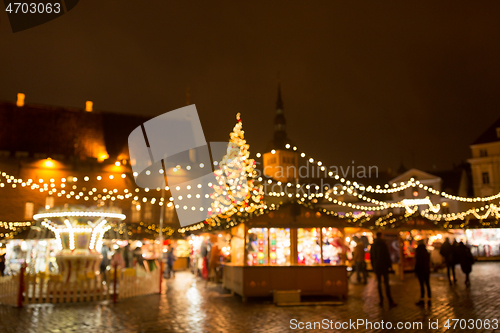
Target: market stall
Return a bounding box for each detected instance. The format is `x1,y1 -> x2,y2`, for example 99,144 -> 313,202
466,228 -> 500,260
169,239 -> 190,271
188,232 -> 231,277
344,227 -> 373,271
223,204 -> 350,301
399,220 -> 466,272
3,239 -> 59,275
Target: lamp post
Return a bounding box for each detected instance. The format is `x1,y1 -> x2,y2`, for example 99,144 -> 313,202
158,187 -> 165,294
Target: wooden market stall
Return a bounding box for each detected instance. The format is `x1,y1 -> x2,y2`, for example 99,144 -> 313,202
223,203 -> 350,302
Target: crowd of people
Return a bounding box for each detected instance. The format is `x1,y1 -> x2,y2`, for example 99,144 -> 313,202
96,237 -> 224,283
352,232 -> 475,308
99,244 -> 144,277
161,236 -> 223,284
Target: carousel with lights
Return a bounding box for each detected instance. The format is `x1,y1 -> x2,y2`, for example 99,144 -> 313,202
34,205 -> 126,283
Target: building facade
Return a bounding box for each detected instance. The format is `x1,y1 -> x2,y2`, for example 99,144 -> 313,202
0,97 -> 178,240
468,118 -> 500,197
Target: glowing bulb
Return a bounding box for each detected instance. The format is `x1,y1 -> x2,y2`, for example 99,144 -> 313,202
43,158 -> 54,168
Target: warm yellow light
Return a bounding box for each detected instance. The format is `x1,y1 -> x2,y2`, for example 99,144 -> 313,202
115,161 -> 121,166
16,93 -> 25,107
85,101 -> 93,112
97,153 -> 109,162
44,158 -> 54,168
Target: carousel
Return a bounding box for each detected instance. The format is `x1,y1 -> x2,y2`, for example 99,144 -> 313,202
33,205 -> 126,283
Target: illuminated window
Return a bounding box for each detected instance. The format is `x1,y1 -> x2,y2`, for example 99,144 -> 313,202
45,196 -> 54,209
321,227 -> 342,265
131,203 -> 141,222
144,202 -> 152,220
297,228 -> 321,265
25,202 -> 34,220
247,228 -> 268,265
482,172 -> 490,184
269,228 -> 290,265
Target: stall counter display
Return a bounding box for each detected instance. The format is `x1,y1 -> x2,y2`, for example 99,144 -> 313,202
297,228 -> 321,265
172,239 -> 190,271
188,235 -> 208,276
223,221 -> 350,301
231,224 -> 245,265
322,227 -> 343,265
246,228 -> 268,265
269,228 -> 290,265
466,228 -> 500,258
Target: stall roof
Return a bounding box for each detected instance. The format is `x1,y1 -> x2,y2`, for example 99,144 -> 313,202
246,202 -> 352,229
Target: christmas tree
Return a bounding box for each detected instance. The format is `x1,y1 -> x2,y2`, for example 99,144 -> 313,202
207,113 -> 264,224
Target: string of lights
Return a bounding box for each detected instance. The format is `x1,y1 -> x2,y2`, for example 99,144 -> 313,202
421,203 -> 500,222
255,144 -> 500,203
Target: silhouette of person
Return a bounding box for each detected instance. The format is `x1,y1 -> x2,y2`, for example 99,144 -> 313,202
370,232 -> 397,308
165,245 -> 176,278
458,242 -> 474,287
0,254 -> 5,276
353,239 -> 367,284
440,238 -> 457,284
414,240 -> 431,305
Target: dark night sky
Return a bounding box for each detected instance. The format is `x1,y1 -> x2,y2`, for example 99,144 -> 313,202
1,2 -> 499,173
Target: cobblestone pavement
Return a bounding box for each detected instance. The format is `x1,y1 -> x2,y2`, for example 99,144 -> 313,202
0,262 -> 499,333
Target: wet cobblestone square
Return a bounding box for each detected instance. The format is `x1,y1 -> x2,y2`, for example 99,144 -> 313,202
0,262 -> 499,332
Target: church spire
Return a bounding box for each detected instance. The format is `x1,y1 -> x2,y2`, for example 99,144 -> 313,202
276,81 -> 283,111
273,77 -> 287,143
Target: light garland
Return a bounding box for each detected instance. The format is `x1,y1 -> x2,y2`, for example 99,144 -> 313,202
271,144 -> 500,203
34,211 -> 126,220
64,219 -> 75,250
0,221 -> 31,231
37,207 -> 124,250
2,120 -> 500,233
422,203 -> 500,222
2,141 -> 500,207
402,197 -> 440,214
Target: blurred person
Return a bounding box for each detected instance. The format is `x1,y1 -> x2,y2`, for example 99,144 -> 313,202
111,247 -> 125,270
370,232 -> 397,308
352,239 -> 367,284
440,238 -> 457,284
458,242 -> 474,287
208,243 -> 221,284
452,239 -> 460,268
200,239 -> 209,279
123,244 -> 134,268
166,245 -> 176,278
414,240 -> 431,305
0,254 -> 5,276
134,245 -> 144,268
100,244 -> 110,276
